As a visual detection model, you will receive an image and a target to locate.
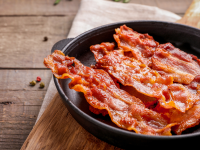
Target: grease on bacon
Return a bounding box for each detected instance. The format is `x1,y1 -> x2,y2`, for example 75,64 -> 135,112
90,42 -> 200,113
114,25 -> 200,85
44,50 -> 176,136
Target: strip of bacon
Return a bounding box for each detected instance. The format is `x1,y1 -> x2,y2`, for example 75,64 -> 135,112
90,43 -> 171,99
154,75 -> 200,134
114,25 -> 200,85
114,25 -> 158,66
44,50 -> 176,136
152,43 -> 200,84
90,43 -> 200,113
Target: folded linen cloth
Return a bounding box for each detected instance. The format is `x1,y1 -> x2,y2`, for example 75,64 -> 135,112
36,0 -> 181,122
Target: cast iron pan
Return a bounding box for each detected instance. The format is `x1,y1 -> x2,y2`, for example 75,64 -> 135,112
51,21 -> 200,149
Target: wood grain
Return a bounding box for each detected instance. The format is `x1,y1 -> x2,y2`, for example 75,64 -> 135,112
0,70 -> 52,150
0,0 -> 81,16
177,0 -> 200,28
0,0 -> 191,16
0,70 -> 52,91
0,0 -> 80,149
0,16 -> 75,68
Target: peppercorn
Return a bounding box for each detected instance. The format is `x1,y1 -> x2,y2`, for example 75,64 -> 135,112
36,76 -> 41,82
30,80 -> 36,86
43,36 -> 48,42
40,82 -> 45,88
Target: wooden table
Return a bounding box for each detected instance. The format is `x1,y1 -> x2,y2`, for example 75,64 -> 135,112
0,0 -> 194,149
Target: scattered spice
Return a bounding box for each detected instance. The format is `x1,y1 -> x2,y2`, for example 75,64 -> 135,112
40,82 -> 45,88
36,76 -> 41,82
43,36 -> 48,42
30,80 -> 36,86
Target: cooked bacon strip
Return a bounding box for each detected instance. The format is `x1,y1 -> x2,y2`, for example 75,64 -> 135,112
44,50 -> 176,136
155,102 -> 200,135
90,43 -> 172,95
114,25 -> 200,84
90,43 -> 200,113
114,25 -> 158,66
154,75 -> 200,134
152,43 -> 200,84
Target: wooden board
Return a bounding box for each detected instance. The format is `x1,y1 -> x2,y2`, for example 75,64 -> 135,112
20,0 -> 200,150
177,0 -> 200,27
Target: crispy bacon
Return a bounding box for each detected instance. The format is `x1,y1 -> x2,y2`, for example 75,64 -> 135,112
90,43 -> 199,113
154,101 -> 200,135
44,50 -> 176,136
155,75 -> 200,134
114,25 -> 200,85
152,44 -> 200,84
114,25 -> 158,66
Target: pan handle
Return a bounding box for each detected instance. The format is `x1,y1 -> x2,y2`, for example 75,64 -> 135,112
51,38 -> 74,53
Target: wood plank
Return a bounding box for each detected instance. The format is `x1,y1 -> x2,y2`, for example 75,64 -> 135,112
0,105 -> 42,150
0,70 -> 52,91
0,0 -> 81,16
0,0 -> 191,16
0,16 -> 73,35
0,70 -> 52,150
0,90 -> 46,106
0,16 -> 75,68
0,105 -> 40,122
0,105 -> 41,150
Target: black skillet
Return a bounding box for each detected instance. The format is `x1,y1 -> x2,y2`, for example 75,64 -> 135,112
51,21 -> 200,149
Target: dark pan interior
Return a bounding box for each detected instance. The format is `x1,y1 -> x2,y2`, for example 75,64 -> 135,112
53,21 -> 200,149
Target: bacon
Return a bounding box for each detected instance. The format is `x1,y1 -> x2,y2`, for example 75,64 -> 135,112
114,25 -> 200,85
114,25 -> 158,66
44,50 -> 176,136
153,75 -> 200,134
90,43 -> 200,113
154,102 -> 200,135
152,43 -> 200,84
173,102 -> 200,134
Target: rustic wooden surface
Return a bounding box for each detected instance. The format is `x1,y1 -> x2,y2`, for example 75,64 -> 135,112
0,0 -> 195,150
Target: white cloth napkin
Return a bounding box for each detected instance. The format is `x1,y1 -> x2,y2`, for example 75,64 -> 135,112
36,0 -> 181,122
